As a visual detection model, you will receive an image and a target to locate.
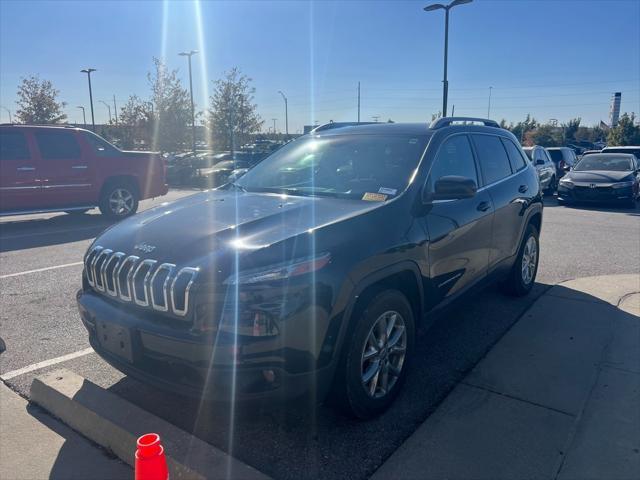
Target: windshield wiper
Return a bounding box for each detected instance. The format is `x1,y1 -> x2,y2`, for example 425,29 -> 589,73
227,182 -> 248,192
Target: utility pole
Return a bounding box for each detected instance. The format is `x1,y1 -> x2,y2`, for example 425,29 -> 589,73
272,118 -> 277,135
451,105 -> 455,116
99,100 -> 112,123
423,0 -> 473,117
77,106 -> 86,126
357,81 -> 361,123
278,91 -> 288,137
113,94 -> 118,125
179,50 -> 198,155
487,86 -> 493,118
80,68 -> 97,131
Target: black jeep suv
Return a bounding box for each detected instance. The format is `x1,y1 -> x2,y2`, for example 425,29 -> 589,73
78,117 -> 542,419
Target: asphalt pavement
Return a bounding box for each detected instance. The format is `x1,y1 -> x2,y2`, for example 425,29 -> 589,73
1,193 -> 639,480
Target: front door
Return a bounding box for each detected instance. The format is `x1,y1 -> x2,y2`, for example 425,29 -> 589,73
422,134 -> 494,304
0,129 -> 41,212
33,129 -> 95,207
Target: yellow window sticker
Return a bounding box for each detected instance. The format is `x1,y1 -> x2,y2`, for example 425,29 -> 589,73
362,192 -> 388,202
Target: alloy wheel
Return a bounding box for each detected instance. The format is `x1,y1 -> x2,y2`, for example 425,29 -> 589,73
108,188 -> 134,216
521,236 -> 538,285
361,310 -> 407,399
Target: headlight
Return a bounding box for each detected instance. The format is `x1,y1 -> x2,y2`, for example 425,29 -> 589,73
559,178 -> 574,188
612,180 -> 634,189
224,253 -> 331,285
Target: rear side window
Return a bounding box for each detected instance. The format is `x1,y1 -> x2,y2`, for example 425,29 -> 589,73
0,131 -> 30,160
472,134 -> 513,184
501,138 -> 527,172
427,135 -> 478,190
84,132 -> 120,157
35,131 -> 81,160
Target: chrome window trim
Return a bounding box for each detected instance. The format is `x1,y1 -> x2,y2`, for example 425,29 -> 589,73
92,249 -> 112,292
132,259 -> 157,307
85,245 -> 103,287
150,263 -> 176,312
117,255 -> 140,301
103,252 -> 125,297
41,183 -> 92,189
170,267 -> 199,317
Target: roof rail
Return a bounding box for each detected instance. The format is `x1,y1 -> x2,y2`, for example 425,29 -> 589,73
429,117 -> 500,129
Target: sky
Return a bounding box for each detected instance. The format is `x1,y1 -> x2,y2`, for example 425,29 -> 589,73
1,0 -> 639,132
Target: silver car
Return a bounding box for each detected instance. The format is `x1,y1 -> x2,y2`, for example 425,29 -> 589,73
523,145 -> 557,194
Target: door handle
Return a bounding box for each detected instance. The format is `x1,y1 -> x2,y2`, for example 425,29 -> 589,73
518,184 -> 529,193
477,201 -> 491,212
16,166 -> 35,171
72,165 -> 88,169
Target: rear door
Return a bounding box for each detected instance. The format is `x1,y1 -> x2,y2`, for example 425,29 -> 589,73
34,129 -> 96,207
472,134 -> 531,269
0,129 -> 41,212
423,134 -> 494,302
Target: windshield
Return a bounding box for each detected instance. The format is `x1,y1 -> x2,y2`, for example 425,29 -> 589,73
235,134 -> 428,198
574,155 -> 633,171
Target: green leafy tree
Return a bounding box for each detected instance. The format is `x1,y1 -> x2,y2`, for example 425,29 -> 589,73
114,95 -> 154,149
562,117 -> 581,144
206,68 -> 263,153
607,113 -> 640,146
525,124 -> 562,147
148,58 -> 191,152
15,75 -> 67,124
510,114 -> 538,143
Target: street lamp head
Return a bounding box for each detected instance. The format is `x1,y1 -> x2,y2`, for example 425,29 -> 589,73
424,3 -> 446,11
179,50 -> 199,57
449,0 -> 473,6
80,68 -> 96,74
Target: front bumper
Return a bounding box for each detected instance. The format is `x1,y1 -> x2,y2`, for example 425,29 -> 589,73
557,184 -> 635,203
77,290 -> 335,401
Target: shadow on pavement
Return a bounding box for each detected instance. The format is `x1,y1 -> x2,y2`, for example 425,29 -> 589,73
105,282 -> 551,480
0,213 -> 115,253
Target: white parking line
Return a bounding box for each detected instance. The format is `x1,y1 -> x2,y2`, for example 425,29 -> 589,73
0,347 -> 94,381
0,262 -> 84,279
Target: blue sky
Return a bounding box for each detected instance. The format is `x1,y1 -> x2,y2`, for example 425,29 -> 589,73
1,0 -> 639,131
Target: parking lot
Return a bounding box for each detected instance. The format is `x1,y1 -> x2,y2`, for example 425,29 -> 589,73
1,190 -> 639,480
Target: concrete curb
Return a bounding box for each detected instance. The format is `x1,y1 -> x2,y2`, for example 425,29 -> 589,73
30,368 -> 270,480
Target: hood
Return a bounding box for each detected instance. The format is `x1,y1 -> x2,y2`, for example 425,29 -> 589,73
93,189 -> 386,266
566,170 -> 634,183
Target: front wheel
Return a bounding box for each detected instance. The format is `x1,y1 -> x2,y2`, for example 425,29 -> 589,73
502,224 -> 539,297
99,183 -> 139,218
331,290 -> 415,419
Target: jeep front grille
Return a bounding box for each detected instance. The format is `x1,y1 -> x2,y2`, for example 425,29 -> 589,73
84,245 -> 199,317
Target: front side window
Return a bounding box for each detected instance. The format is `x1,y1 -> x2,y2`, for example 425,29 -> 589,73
426,135 -> 478,191
501,138 -> 527,172
236,134 -> 428,199
84,132 -> 121,157
0,131 -> 30,160
472,134 -> 513,184
35,131 -> 81,160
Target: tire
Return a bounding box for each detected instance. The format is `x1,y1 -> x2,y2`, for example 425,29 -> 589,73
330,289 -> 415,419
99,182 -> 139,218
502,224 -> 539,297
544,176 -> 556,196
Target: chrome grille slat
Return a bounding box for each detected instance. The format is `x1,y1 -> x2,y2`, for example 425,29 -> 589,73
84,245 -> 197,317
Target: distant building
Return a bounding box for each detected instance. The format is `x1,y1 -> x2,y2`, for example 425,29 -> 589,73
609,92 -> 621,127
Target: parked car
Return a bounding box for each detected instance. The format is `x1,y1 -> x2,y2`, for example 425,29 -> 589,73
0,125 -> 168,217
601,146 -> 640,160
197,152 -> 269,188
557,153 -> 639,207
77,117 -> 542,419
523,145 -> 557,194
546,147 -> 578,178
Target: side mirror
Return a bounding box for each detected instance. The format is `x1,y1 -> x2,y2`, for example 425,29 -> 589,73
426,175 -> 477,202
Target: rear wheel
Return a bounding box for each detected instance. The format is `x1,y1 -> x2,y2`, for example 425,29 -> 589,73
331,290 -> 415,419
544,176 -> 556,195
502,224 -> 539,297
99,183 -> 139,218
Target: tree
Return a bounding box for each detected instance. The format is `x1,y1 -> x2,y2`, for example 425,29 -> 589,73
148,58 -> 191,152
562,117 -> 581,144
607,113 -> 640,146
207,68 -> 263,153
525,124 -> 562,147
15,75 -> 67,124
510,114 -> 538,143
114,95 -> 154,149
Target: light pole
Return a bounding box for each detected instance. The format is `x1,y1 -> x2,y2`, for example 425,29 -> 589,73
271,118 -> 277,136
423,0 -> 473,117
77,106 -> 86,127
99,100 -> 112,123
80,68 -> 96,131
487,86 -> 493,119
113,94 -> 118,125
178,50 -> 198,155
278,90 -> 288,137
1,106 -> 11,123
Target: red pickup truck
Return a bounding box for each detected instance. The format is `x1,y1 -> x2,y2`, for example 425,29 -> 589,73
0,125 -> 168,218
